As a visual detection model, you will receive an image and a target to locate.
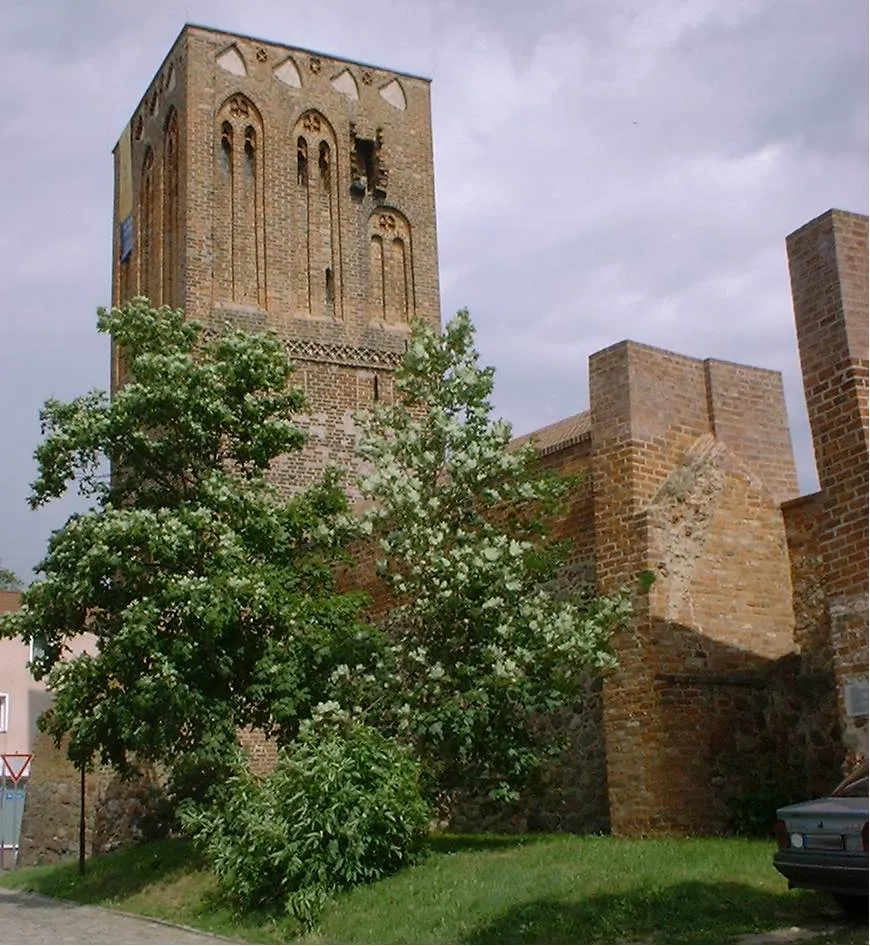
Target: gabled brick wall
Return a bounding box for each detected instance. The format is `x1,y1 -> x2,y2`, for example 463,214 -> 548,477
586,342 -> 803,834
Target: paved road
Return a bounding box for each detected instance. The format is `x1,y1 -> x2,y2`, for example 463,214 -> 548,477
737,924 -> 865,944
0,887 -> 237,945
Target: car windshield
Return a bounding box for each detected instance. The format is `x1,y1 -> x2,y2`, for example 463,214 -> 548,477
832,762 -> 869,798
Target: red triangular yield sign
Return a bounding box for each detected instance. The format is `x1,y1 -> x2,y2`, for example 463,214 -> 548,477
1,753 -> 32,783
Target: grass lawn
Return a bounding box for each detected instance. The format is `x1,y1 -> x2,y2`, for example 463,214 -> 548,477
1,834 -> 866,944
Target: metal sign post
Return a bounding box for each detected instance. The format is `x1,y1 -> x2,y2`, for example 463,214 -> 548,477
1,755 -> 31,784
1,754 -> 32,870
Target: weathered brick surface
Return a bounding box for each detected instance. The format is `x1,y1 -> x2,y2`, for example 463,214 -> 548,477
704,358 -> 800,505
589,341 -> 804,835
782,493 -> 831,671
238,726 -> 279,776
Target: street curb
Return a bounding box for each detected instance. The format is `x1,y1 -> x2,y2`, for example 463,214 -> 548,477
0,886 -> 243,944
734,923 -> 858,944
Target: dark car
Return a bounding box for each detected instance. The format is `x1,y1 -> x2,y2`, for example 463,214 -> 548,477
774,762 -> 868,916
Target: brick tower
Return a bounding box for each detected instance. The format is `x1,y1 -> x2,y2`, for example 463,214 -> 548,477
111,24 -> 441,490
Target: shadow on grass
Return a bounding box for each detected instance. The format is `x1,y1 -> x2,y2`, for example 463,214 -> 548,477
462,881 -> 857,945
3,838 -> 203,905
193,883 -> 298,933
429,833 -> 556,855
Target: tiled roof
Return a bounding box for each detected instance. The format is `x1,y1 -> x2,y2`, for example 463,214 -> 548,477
510,411 -> 591,456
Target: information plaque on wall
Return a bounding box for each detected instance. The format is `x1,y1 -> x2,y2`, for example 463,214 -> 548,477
844,680 -> 869,718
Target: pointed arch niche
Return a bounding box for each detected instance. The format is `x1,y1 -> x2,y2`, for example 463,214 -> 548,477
291,109 -> 342,319
162,108 -> 179,307
368,210 -> 413,324
138,145 -> 161,304
213,94 -> 266,308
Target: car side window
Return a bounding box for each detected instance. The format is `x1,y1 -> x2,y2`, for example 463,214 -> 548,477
835,776 -> 868,798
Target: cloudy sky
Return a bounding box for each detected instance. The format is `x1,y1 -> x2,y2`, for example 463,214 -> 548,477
1,0 -> 867,583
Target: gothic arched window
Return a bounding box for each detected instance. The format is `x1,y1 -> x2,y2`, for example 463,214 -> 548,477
213,95 -> 266,308
368,210 -> 413,323
162,108 -> 179,306
291,111 -> 341,319
139,146 -> 160,303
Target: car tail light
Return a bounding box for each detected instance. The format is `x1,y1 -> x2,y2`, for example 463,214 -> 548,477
775,819 -> 790,850
863,823 -> 868,853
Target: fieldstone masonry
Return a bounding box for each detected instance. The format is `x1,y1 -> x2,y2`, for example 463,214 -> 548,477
11,26 -> 868,861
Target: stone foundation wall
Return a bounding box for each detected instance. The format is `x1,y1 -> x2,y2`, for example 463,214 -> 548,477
654,654 -> 840,834
17,731 -> 110,867
17,731 -> 175,867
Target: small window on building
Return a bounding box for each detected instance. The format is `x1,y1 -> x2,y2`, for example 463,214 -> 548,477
244,126 -> 256,179
30,635 -> 46,666
0,694 -> 8,733
220,122 -> 233,179
297,137 -> 308,185
354,137 -> 376,191
319,141 -> 331,190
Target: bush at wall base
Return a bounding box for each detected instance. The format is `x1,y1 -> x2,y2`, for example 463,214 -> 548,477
179,714 -> 430,929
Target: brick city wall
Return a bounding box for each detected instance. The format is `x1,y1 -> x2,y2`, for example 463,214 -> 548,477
782,492 -> 843,797
452,434 -> 609,834
17,725 -> 280,867
17,730 -> 126,867
336,430 -> 611,835
782,493 -> 831,671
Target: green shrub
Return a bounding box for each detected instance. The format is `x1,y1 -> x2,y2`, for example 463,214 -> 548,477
179,715 -> 430,928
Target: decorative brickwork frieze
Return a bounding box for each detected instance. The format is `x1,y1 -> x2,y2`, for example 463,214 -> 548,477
284,338 -> 404,370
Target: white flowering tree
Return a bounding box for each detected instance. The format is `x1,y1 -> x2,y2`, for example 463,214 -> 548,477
348,310 -> 633,804
0,299 -> 369,781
